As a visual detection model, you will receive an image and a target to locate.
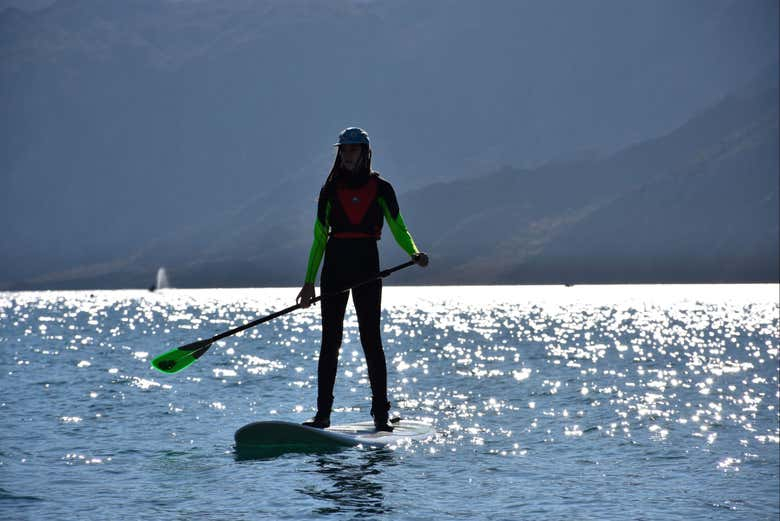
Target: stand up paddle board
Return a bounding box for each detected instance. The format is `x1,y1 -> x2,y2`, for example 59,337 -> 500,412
234,420 -> 433,457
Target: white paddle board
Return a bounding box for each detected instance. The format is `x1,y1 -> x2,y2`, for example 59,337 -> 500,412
234,419 -> 433,456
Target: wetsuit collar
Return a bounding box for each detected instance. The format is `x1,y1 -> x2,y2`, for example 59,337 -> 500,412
338,170 -> 372,189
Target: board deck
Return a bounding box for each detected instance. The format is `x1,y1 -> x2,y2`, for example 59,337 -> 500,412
234,420 -> 433,457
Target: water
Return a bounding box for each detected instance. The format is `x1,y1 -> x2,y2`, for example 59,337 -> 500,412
1,285 -> 778,520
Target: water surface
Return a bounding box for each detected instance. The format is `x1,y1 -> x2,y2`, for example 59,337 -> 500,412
1,285 -> 778,520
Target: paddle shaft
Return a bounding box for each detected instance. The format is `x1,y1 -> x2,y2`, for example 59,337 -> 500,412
198,260 -> 416,345
151,260 -> 417,373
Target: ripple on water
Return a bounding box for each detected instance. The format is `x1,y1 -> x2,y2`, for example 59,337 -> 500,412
0,285 -> 777,519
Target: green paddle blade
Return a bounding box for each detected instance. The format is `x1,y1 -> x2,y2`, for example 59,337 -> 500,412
151,340 -> 213,374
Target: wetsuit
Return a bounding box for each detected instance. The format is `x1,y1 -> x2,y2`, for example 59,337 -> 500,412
304,171 -> 419,421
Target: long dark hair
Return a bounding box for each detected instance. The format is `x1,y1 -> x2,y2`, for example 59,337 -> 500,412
323,144 -> 373,189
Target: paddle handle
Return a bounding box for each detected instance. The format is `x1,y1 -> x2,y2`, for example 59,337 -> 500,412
205,260 -> 416,344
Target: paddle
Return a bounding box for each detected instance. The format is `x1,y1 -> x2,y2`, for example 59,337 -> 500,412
151,260 -> 416,374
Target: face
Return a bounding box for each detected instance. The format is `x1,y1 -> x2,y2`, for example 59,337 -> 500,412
339,144 -> 362,172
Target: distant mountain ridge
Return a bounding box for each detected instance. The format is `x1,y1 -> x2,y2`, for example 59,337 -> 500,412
1,0 -> 778,288
11,67 -> 779,289
399,72 -> 779,284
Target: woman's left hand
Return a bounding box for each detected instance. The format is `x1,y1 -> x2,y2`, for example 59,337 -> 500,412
412,252 -> 429,267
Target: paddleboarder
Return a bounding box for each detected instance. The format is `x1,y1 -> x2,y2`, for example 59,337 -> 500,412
297,127 -> 428,431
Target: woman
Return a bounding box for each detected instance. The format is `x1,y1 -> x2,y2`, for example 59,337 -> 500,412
296,127 -> 428,431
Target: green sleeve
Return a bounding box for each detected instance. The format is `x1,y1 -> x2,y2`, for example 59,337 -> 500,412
378,196 -> 419,256
304,201 -> 330,284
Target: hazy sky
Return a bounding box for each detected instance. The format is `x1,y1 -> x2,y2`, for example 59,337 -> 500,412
0,0 -> 55,10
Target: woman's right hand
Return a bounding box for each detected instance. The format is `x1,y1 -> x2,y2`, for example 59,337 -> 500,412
297,283 -> 316,308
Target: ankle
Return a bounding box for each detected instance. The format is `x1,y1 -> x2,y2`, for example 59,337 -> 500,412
370,400 -> 391,420
303,414 -> 330,429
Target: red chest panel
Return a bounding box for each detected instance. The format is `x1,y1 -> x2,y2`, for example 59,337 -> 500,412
335,177 -> 378,225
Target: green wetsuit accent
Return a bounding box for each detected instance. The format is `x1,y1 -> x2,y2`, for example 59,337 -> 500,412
378,196 -> 419,256
304,201 -> 330,284
303,175 -> 420,285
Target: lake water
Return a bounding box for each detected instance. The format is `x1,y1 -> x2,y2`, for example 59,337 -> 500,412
1,285 -> 778,520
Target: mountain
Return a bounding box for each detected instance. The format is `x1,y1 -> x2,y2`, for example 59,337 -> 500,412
510,97 -> 779,283
1,0 -> 777,288
400,70 -> 780,284
11,66 -> 778,289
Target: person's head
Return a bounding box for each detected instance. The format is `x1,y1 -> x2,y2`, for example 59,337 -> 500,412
326,127 -> 372,184
338,143 -> 365,172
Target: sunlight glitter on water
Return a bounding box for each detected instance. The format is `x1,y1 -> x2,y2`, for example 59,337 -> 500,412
379,285 -> 778,454
0,284 -> 778,520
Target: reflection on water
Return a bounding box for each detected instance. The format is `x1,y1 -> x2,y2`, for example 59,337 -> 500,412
234,443 -> 345,461
300,449 -> 396,516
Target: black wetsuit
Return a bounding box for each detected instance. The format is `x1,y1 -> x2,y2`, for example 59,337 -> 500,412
319,238 -> 385,415
304,171 -> 419,420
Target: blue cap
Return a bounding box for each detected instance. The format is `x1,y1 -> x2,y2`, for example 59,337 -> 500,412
334,127 -> 370,146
